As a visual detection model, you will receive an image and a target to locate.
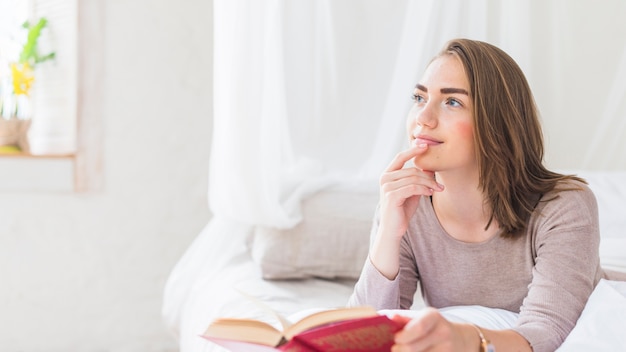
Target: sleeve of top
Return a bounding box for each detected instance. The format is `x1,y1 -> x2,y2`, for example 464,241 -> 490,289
347,206 -> 420,310
513,185 -> 602,352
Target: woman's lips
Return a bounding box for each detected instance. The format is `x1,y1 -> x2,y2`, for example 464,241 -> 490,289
414,136 -> 443,146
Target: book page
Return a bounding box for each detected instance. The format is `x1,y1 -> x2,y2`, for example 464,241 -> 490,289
284,306 -> 378,339
235,288 -> 293,331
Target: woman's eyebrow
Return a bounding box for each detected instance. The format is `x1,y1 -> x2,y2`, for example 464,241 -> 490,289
416,84 -> 427,92
440,87 -> 469,95
415,84 -> 468,95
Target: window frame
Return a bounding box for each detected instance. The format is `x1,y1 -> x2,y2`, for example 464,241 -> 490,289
73,0 -> 103,192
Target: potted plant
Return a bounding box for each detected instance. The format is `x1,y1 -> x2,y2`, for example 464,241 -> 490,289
0,17 -> 55,153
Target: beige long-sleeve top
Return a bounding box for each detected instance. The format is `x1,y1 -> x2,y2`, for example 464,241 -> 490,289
348,181 -> 604,352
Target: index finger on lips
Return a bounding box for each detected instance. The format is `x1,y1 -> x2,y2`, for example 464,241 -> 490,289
385,146 -> 424,172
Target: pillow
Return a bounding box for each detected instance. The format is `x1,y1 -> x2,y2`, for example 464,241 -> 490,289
599,238 -> 626,275
579,171 -> 626,239
578,172 -> 626,275
251,188 -> 378,280
556,279 -> 626,351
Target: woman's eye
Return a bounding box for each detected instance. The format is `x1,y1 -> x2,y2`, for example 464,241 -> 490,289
412,94 -> 425,103
447,98 -> 462,107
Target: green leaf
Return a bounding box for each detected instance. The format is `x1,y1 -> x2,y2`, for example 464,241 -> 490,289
19,17 -> 55,66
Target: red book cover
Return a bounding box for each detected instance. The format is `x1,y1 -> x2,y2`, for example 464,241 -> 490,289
279,315 -> 404,352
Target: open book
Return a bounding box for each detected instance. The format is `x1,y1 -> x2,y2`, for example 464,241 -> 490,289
202,305 -> 405,352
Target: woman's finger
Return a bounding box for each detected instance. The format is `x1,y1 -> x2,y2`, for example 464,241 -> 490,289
385,145 -> 428,172
381,169 -> 444,194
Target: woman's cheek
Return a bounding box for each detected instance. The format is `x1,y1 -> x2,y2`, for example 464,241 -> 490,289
454,119 -> 474,137
450,119 -> 475,147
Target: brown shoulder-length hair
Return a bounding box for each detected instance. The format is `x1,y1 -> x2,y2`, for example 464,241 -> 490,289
438,38 -> 584,237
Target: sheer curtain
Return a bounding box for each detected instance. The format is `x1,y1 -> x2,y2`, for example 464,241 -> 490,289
582,36 -> 626,168
208,0 -> 533,227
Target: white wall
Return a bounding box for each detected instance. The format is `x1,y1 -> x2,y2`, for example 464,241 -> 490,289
0,0 -> 213,351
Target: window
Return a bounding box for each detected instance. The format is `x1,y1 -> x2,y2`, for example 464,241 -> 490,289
0,0 -> 102,192
0,0 -> 77,154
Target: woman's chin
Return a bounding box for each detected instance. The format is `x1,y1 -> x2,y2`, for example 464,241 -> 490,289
412,157 -> 437,172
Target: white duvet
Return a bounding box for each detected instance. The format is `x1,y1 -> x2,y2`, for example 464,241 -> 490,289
383,279 -> 626,352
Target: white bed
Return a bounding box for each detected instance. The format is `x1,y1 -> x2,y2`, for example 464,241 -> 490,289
162,171 -> 626,352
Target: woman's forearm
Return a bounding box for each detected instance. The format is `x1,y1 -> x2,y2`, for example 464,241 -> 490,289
369,227 -> 403,280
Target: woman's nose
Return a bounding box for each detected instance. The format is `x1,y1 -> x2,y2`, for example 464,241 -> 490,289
412,102 -> 437,130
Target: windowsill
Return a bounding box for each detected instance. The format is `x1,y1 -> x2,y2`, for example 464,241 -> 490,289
0,151 -> 74,158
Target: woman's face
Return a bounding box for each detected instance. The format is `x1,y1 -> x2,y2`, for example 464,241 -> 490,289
406,54 -> 476,174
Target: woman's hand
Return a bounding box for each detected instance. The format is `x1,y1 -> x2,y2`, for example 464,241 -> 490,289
391,308 -> 533,352
370,144 -> 444,279
378,144 -> 444,241
391,308 -> 475,352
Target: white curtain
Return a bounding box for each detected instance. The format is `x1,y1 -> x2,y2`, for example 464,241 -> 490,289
208,0 -> 532,227
163,0 -> 626,350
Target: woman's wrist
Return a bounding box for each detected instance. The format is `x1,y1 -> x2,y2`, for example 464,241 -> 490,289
471,324 -> 495,352
459,323 -> 483,351
460,326 -> 531,352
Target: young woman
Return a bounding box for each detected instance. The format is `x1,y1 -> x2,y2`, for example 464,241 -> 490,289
348,39 -> 605,352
